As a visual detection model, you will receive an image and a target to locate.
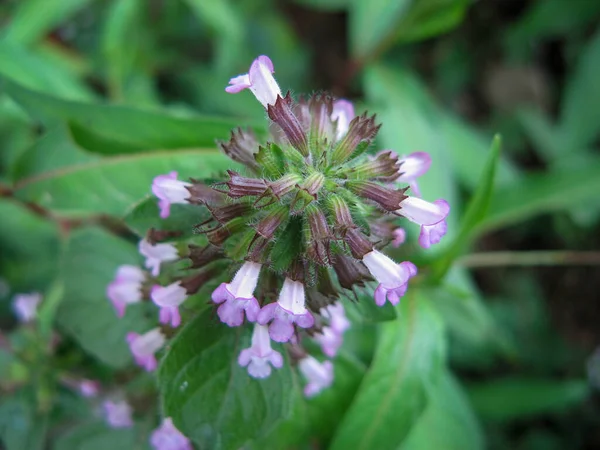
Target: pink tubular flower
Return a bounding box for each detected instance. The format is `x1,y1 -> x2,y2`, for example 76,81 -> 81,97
103,400 -> 133,428
225,55 -> 281,108
419,217 -> 448,249
150,417 -> 192,450
397,198 -> 450,248
13,292 -> 42,323
238,324 -> 284,379
361,250 -> 417,306
331,99 -> 355,140
211,262 -> 261,327
152,171 -> 192,219
139,238 -> 179,276
257,278 -> 315,343
106,265 -> 145,318
126,328 -> 166,372
151,282 -> 188,328
321,302 -> 350,335
298,356 -> 334,398
79,379 -> 100,398
395,152 -> 431,197
314,327 -> 344,358
391,227 -> 406,248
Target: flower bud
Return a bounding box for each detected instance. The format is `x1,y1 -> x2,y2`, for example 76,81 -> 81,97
215,170 -> 267,198
346,181 -> 407,212
330,112 -> 380,165
346,151 -> 401,181
267,92 -> 309,157
219,128 -> 260,171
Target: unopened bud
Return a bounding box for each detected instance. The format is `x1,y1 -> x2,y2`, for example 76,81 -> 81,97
267,92 -> 309,157
219,128 -> 260,171
214,171 -> 267,198
346,151 -> 400,181
346,181 -> 407,212
333,255 -> 372,290
330,112 -> 380,165
344,229 -> 374,259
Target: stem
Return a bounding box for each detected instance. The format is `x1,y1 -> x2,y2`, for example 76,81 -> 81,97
458,251 -> 600,268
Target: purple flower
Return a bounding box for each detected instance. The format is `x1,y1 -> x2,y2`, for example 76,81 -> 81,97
103,400 -> 133,428
257,278 -> 315,343
106,265 -> 145,318
151,282 -> 188,328
152,171 -> 192,219
320,302 -> 350,335
331,99 -> 355,140
78,379 -> 100,398
238,324 -> 284,379
314,327 -> 344,358
419,217 -> 448,249
139,238 -> 179,276
150,417 -> 192,450
361,250 -> 417,306
211,262 -> 261,327
395,151 -> 431,197
298,356 -> 334,398
391,227 -> 406,248
13,292 -> 42,323
225,55 -> 281,108
397,197 -> 450,248
126,328 -> 166,372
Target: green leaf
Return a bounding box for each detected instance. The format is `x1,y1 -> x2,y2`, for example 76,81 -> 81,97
37,279 -> 65,341
478,158 -> 600,232
329,290 -> 446,450
348,291 -> 397,322
53,422 -> 149,450
467,377 -> 590,421
0,390 -> 47,450
402,371 -> 484,450
433,136 -> 501,277
158,310 -> 300,449
56,227 -> 152,368
1,76 -> 262,154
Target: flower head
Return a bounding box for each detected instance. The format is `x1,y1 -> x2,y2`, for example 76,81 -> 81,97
298,356 -> 334,398
257,278 -> 315,343
107,265 -> 145,317
225,55 -> 281,108
152,171 -> 192,219
139,238 -> 179,276
150,417 -> 192,450
238,324 -> 284,378
151,282 -> 188,328
13,292 -> 42,323
362,250 -> 417,306
103,400 -> 133,428
211,262 -> 261,327
126,328 -> 166,372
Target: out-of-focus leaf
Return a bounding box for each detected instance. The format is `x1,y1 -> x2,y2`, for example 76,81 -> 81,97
329,290 -> 445,449
158,310 -> 300,448
348,291 -> 398,322
467,377 -> 590,421
402,370 -> 484,450
56,227 -> 151,368
350,0 -> 469,60
53,422 -> 149,450
478,159 -> 600,232
37,280 -> 64,341
515,108 -> 561,161
0,41 -> 95,101
292,0 -> 349,11
558,29 -> 600,150
0,390 -> 47,450
1,76 -> 262,154
2,0 -> 92,46
434,136 -> 501,277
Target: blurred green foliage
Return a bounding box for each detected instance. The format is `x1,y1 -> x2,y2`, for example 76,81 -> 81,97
1,0 -> 599,449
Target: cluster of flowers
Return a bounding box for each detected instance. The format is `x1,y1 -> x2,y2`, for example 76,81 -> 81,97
107,55 -> 449,404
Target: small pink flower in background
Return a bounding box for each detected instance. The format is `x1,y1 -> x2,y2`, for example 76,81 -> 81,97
103,400 -> 133,428
395,152 -> 431,197
107,265 -> 145,318
315,302 -> 350,358
139,238 -> 179,276
152,171 -> 192,219
331,99 -> 355,140
361,250 -> 417,306
13,292 -> 42,323
391,228 -> 406,248
225,55 -> 281,108
79,379 -> 100,398
320,302 -> 350,335
298,356 -> 334,398
314,327 -> 344,358
257,278 -> 315,343
238,324 -> 284,379
127,328 -> 166,372
150,417 -> 192,450
211,262 -> 262,327
151,282 -> 188,328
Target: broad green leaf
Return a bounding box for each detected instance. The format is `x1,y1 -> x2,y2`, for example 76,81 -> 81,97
56,227 -> 151,368
478,159 -> 600,232
467,377 -> 590,421
402,371 -> 484,450
1,76 -> 262,154
53,422 -> 149,450
2,0 -> 92,46
0,390 -> 47,450
433,136 -> 501,277
329,290 -> 446,450
158,310 -> 300,449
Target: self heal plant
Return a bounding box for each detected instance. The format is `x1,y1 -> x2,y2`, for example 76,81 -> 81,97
137,55 -> 449,399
